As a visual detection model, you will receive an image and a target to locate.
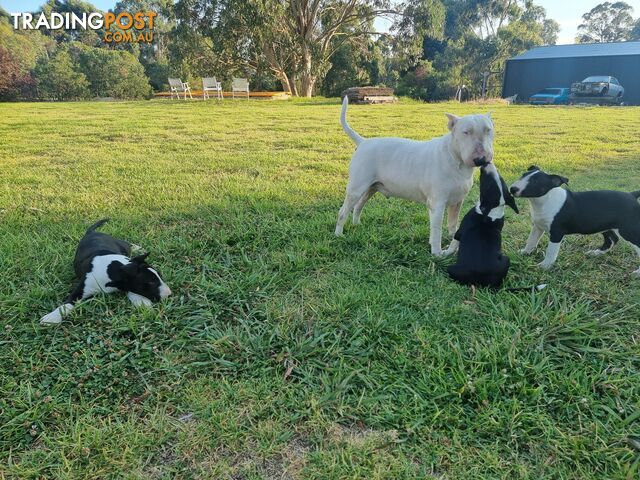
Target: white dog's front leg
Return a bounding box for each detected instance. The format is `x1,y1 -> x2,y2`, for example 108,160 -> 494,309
127,292 -> 153,308
538,241 -> 562,270
447,202 -> 462,237
520,226 -> 545,254
428,202 -> 446,256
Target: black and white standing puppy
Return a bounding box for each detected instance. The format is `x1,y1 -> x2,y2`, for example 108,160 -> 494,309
509,166 -> 640,273
447,163 -> 519,288
40,219 -> 172,325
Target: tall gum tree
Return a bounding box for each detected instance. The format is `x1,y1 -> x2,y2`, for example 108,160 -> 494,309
173,0 -> 395,96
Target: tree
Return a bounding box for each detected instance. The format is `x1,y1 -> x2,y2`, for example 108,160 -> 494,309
172,0 -> 396,97
113,0 -> 174,62
39,0 -> 105,45
33,49 -> 90,100
288,0 -> 395,96
393,0 -> 446,67
0,18 -> 51,99
321,35 -> 380,97
0,46 -> 35,100
630,19 -> 640,40
576,2 -> 634,43
468,0 -> 522,39
392,0 -> 557,100
112,0 -> 175,90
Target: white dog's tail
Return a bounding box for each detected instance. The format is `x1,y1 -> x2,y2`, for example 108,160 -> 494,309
340,96 -> 363,146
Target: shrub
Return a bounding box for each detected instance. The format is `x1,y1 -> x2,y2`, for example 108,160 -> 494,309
0,20 -> 50,99
0,46 -> 35,100
79,47 -> 152,99
144,60 -> 170,91
33,49 -> 90,101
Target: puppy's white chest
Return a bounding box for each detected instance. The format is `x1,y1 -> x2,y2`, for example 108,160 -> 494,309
529,188 -> 567,231
84,254 -> 128,295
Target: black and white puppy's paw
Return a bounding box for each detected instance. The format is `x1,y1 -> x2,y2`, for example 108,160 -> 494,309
127,292 -> 153,308
40,303 -> 75,325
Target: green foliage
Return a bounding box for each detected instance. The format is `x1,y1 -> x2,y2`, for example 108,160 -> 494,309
144,60 -> 170,91
32,44 -> 151,100
78,46 -> 153,99
393,0 -> 560,101
33,48 -> 90,100
394,0 -> 446,69
171,0 -> 393,96
38,0 -> 106,45
0,20 -> 50,99
0,46 -> 33,100
576,1 -> 635,43
114,0 -> 175,92
321,41 -> 381,97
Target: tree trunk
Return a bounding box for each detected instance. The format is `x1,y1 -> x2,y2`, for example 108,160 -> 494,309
299,73 -> 315,97
279,74 -> 292,94
299,45 -> 314,97
286,73 -> 298,96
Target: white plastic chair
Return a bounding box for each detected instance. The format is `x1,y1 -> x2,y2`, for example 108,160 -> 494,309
202,77 -> 223,100
232,77 -> 249,100
168,77 -> 193,100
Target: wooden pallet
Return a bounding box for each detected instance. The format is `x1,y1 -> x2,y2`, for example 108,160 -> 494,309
342,87 -> 396,104
154,91 -> 291,100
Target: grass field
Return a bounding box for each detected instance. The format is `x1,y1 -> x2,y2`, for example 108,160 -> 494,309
1,98 -> 639,479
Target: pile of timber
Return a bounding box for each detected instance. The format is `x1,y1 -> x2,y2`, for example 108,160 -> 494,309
341,87 -> 396,104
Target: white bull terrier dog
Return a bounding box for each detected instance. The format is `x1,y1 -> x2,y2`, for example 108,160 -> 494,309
335,96 -> 495,256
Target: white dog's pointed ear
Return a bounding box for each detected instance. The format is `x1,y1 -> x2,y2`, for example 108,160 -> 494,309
445,113 -> 460,131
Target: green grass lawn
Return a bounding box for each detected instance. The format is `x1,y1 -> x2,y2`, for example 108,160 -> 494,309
1,98 -> 639,479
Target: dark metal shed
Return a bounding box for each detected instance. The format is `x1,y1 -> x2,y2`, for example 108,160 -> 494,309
503,42 -> 640,105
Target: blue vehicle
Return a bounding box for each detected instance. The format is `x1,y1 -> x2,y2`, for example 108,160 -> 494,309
528,87 -> 570,105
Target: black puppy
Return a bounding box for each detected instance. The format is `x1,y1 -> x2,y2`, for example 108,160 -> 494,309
447,163 -> 519,289
510,166 -> 640,273
40,219 -> 171,324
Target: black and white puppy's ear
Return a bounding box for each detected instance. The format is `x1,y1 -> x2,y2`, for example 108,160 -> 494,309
550,175 -> 569,187
118,254 -> 149,277
119,253 -> 149,277
528,165 -> 540,171
501,177 -> 519,213
131,253 -> 149,264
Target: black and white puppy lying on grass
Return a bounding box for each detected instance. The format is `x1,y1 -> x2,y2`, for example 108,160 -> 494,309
40,219 -> 171,325
447,163 -> 519,289
510,166 -> 640,274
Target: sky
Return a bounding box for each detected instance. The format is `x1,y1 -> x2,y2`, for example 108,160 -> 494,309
3,0 -> 640,45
